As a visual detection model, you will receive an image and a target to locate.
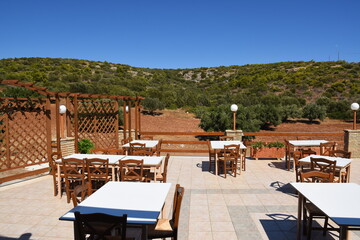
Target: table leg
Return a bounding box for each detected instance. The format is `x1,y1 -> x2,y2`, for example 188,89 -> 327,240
57,163 -> 61,199
153,167 -> 157,182
297,193 -> 304,240
73,221 -> 80,240
141,225 -> 148,240
215,151 -> 218,176
339,226 -> 349,240
346,165 -> 351,183
111,165 -> 116,181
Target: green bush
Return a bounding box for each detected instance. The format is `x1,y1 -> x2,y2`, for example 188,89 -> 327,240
251,141 -> 284,149
78,138 -> 94,154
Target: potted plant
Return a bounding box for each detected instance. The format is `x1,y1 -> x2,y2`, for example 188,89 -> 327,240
250,141 -> 285,160
78,138 -> 94,154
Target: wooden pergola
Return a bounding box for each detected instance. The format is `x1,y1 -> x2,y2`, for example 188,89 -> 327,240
0,80 -> 143,181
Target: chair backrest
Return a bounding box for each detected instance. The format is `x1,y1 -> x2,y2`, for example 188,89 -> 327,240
132,149 -> 153,156
172,184 -> 185,232
320,142 -> 337,156
156,139 -> 163,156
141,135 -> 154,140
293,150 -> 302,182
310,157 -> 336,174
119,159 -> 144,182
223,144 -> 240,158
85,158 -> 109,180
72,182 -> 92,207
300,170 -> 334,183
49,152 -> 62,175
129,142 -> 146,155
300,149 -> 316,158
329,150 -> 351,158
219,136 -> 234,141
90,148 -> 108,154
121,137 -> 133,145
162,154 -> 170,183
74,211 -> 128,240
62,158 -> 86,180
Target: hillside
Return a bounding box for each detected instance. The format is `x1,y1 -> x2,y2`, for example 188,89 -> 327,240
0,58 -> 359,107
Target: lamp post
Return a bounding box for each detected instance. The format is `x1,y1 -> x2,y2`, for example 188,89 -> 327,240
351,103 -> 359,130
59,105 -> 67,138
230,104 -> 238,131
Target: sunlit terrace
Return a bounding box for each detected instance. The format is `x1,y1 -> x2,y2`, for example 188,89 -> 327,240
1,155 -> 360,240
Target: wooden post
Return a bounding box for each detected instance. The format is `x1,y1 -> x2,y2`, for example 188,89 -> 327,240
46,98 -> 52,162
233,111 -> 236,131
353,111 -> 357,130
115,101 -> 119,148
123,101 -> 127,139
5,100 -> 10,168
55,95 -> 61,153
66,97 -> 72,137
134,99 -> 139,139
74,95 -> 79,153
128,100 -> 132,139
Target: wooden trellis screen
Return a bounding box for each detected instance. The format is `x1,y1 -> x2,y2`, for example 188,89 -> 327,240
75,99 -> 119,149
0,80 -> 143,183
0,98 -> 51,171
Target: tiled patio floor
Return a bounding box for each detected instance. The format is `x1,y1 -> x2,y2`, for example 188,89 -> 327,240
1,156 -> 360,240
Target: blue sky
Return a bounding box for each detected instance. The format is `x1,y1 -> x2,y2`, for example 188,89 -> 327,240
1,0 -> 360,69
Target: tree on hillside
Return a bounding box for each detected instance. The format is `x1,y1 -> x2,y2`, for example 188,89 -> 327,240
302,103 -> 326,122
142,97 -> 165,115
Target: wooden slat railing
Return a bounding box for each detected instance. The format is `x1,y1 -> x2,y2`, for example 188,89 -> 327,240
140,131 -> 344,154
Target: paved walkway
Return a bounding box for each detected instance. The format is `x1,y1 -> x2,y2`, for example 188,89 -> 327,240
1,156 -> 360,240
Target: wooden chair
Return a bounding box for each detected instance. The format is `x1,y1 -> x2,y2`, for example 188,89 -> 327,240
146,153 -> 170,183
74,212 -> 128,240
141,135 -> 154,140
132,149 -> 153,156
90,148 -> 108,154
299,171 -> 335,240
129,142 -> 146,155
207,140 -> 216,173
284,139 -> 294,171
217,144 -> 239,178
85,158 -> 110,193
310,157 -> 336,174
239,148 -> 247,172
63,158 -> 86,203
219,136 -> 234,141
300,149 -> 316,158
293,150 -> 303,182
106,148 -> 124,155
119,159 -> 145,182
49,151 -> 63,196
121,137 -> 133,145
147,184 -> 185,240
71,182 -> 92,207
320,142 -> 337,156
329,150 -> 351,182
155,139 -> 163,156
329,149 -> 351,158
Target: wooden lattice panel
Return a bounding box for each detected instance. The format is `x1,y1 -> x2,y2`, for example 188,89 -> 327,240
77,100 -> 118,149
0,98 -> 49,170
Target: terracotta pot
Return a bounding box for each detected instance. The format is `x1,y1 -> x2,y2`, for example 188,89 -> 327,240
250,147 -> 285,160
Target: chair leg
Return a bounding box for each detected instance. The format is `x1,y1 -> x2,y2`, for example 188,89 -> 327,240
223,161 -> 226,178
307,214 -> 313,240
323,217 -> 328,236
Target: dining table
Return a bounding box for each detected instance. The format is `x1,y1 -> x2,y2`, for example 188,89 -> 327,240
291,182 -> 360,240
210,140 -> 247,176
56,153 -> 164,198
122,140 -> 159,154
59,181 -> 171,240
289,140 -> 328,149
298,154 -> 352,182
